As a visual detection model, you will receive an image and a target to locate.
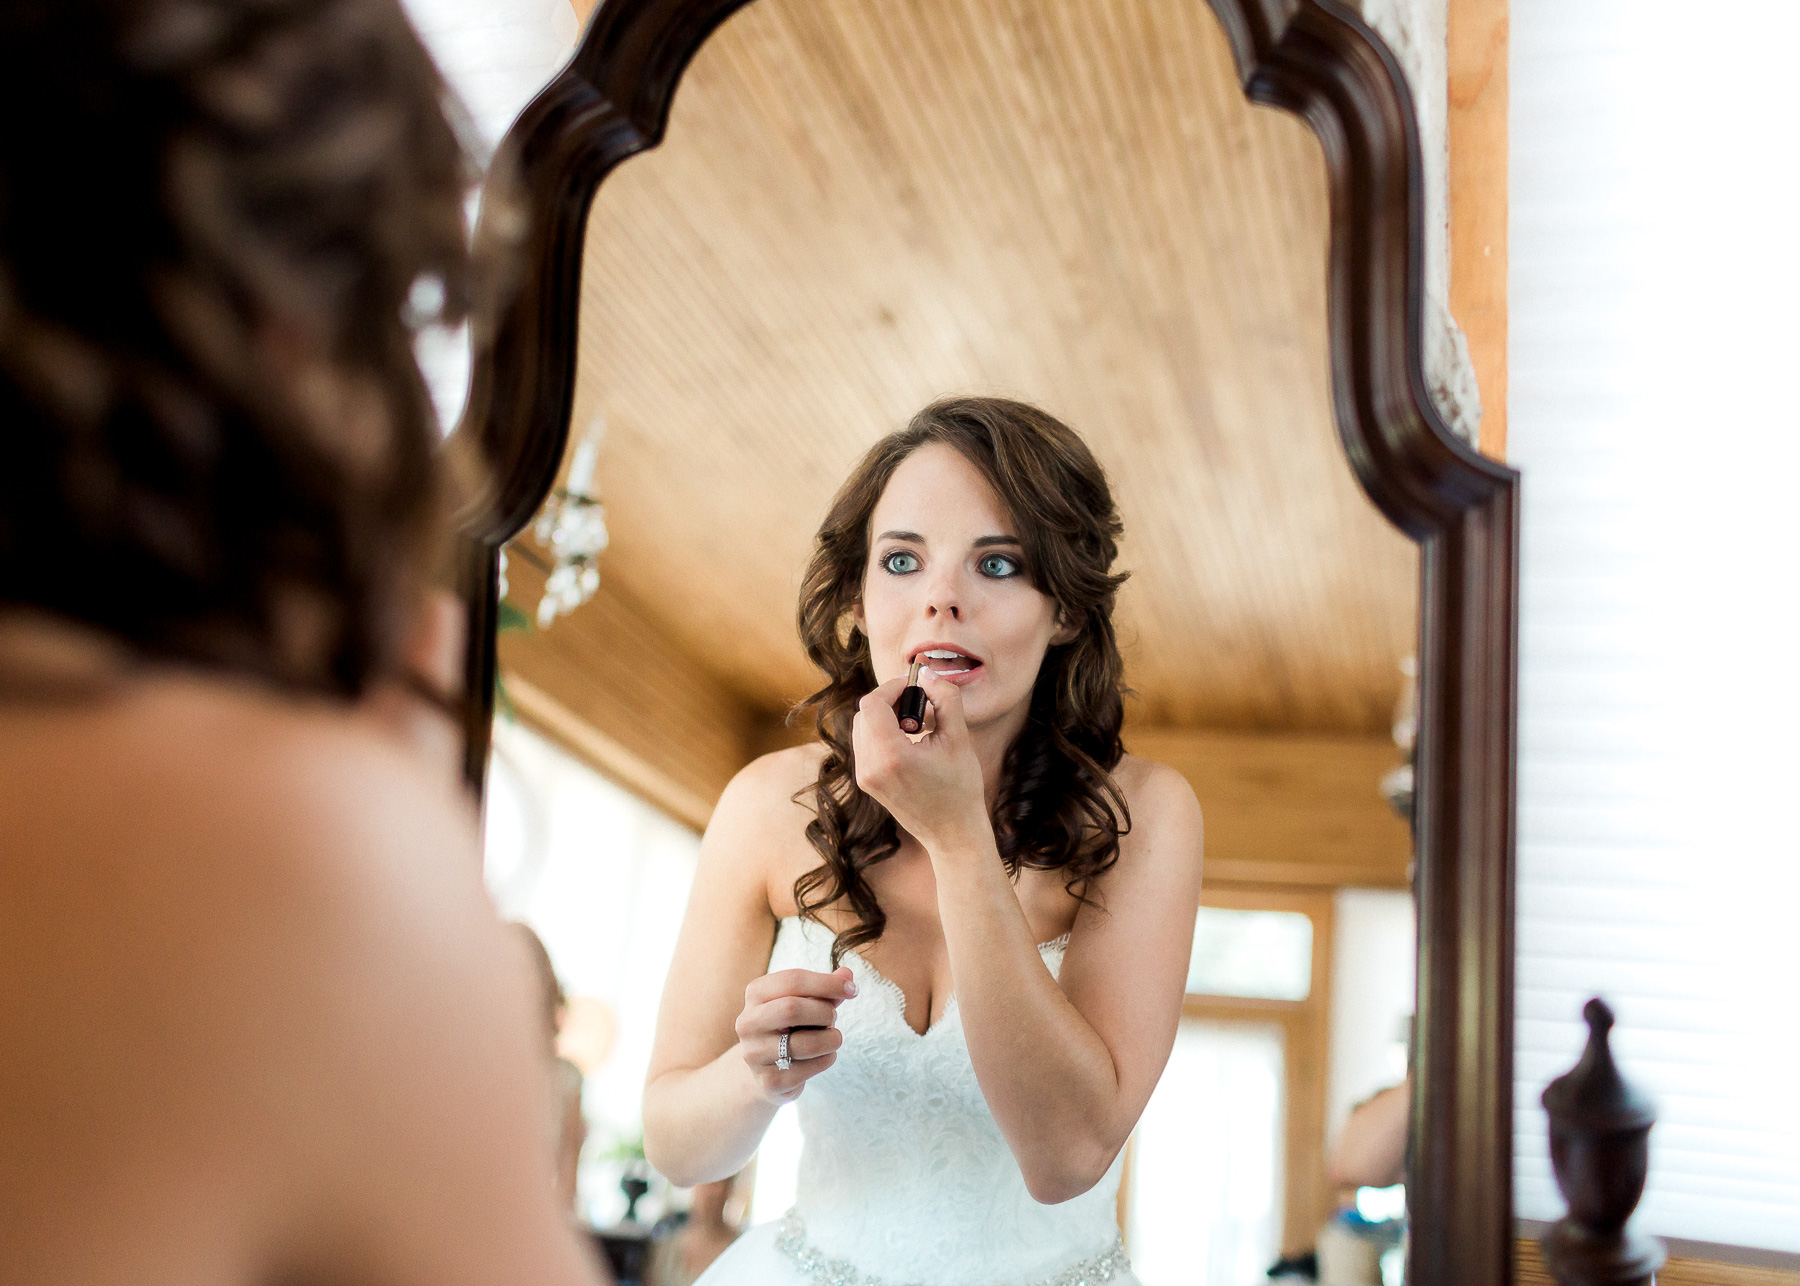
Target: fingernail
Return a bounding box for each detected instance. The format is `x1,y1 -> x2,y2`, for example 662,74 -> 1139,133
844,978 -> 858,997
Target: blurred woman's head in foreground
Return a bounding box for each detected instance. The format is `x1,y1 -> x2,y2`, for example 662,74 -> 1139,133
0,0 -> 494,697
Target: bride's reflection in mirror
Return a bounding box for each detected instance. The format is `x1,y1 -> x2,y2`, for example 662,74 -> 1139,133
645,397 -> 1202,1285
481,1 -> 1422,1283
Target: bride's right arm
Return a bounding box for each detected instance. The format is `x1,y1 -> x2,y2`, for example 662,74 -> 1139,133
642,750 -> 852,1187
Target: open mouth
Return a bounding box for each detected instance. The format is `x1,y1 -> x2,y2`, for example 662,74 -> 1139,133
911,646 -> 984,679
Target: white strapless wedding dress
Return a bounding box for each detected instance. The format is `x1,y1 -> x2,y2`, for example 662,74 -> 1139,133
695,916 -> 1137,1286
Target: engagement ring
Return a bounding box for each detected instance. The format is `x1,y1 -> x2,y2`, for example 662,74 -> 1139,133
776,1031 -> 792,1071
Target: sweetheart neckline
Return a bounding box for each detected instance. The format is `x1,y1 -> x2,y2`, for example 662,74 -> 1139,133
775,915 -> 1071,1040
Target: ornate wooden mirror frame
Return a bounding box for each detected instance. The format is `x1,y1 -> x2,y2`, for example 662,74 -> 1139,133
449,1 -> 1520,1281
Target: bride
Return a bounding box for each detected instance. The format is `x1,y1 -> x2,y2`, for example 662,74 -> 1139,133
643,396 -> 1204,1286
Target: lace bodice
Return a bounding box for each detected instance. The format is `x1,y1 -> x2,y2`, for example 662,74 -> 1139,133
764,916 -> 1129,1286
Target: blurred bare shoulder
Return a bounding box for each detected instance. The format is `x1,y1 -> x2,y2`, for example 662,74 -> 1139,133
0,669 -> 484,967
0,674 -> 601,1286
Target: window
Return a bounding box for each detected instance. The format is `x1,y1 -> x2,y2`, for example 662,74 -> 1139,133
1129,1020 -> 1287,1286
1187,907 -> 1314,1002
484,716 -> 702,1226
1123,888 -> 1339,1279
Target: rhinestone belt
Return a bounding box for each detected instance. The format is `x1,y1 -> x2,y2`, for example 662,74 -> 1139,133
773,1210 -> 1132,1286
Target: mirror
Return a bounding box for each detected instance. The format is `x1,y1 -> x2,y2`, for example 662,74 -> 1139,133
457,2 -> 1518,1284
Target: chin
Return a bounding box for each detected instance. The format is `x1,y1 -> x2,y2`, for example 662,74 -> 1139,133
962,692 -> 1028,732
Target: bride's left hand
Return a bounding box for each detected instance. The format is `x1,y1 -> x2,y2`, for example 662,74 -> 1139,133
852,670 -> 990,855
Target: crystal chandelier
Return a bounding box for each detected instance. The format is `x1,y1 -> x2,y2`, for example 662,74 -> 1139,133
518,415 -> 610,628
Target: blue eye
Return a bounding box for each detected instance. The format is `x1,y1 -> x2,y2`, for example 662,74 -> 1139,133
881,550 -> 921,575
979,553 -> 1020,578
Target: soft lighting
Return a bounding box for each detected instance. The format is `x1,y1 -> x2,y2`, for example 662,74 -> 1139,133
1355,1184 -> 1405,1222
558,994 -> 619,1074
1186,907 -> 1313,1001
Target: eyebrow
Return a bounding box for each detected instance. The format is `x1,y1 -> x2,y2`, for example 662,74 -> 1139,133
875,530 -> 1023,548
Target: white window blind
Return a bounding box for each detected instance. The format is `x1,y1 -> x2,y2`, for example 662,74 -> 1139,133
1510,0 -> 1800,1250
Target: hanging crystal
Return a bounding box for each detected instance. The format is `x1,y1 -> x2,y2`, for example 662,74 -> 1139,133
529,414 -> 610,628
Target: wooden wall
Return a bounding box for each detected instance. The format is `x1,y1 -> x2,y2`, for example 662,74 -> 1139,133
568,0 -> 1419,740
497,590 -> 1413,897
1125,727 -> 1411,888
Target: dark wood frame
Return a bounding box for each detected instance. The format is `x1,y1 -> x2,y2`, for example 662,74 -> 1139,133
448,1 -> 1520,1282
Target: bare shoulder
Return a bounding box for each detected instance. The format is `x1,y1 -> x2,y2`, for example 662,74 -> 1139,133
0,675 -> 569,1279
28,671 -> 493,998
708,741 -> 827,846
1112,752 -> 1204,844
0,672 -> 505,1090
131,674 -> 496,976
155,685 -> 591,1282
703,741 -> 828,912
1088,752 -> 1203,898
723,734 -> 828,796
1,671 -> 476,884
158,680 -> 479,906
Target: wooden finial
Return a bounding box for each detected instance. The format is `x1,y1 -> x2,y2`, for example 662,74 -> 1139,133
1540,998 -> 1666,1286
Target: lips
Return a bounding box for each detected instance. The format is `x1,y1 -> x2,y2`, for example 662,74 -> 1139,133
908,644 -> 985,684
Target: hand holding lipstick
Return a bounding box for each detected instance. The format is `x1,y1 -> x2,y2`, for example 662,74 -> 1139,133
853,668 -> 990,855
895,658 -> 929,733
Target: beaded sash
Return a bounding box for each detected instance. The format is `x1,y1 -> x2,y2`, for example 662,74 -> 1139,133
773,1210 -> 1132,1286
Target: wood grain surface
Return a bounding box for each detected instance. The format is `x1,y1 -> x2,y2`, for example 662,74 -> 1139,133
1127,726 -> 1411,887
1516,1240 -> 1800,1286
498,556 -> 752,827
564,0 -> 1418,735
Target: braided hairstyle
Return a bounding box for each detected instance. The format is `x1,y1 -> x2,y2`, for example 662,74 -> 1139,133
0,0 -> 496,696
793,397 -> 1132,966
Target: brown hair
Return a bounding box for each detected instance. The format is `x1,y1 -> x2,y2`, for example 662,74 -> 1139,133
0,0 -> 495,696
794,396 -> 1132,965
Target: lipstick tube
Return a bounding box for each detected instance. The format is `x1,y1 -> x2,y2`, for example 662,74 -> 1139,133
896,658 -> 928,733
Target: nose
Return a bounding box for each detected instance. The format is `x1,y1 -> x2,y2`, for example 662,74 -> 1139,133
923,562 -> 963,622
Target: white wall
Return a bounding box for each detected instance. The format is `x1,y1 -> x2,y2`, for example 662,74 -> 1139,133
399,0 -> 583,433
1509,0 -> 1800,1250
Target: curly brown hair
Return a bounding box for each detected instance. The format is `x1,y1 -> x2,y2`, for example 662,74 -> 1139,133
793,396 -> 1132,966
0,0 -> 492,696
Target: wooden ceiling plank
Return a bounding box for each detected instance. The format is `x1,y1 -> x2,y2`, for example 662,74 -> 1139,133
566,0 -> 1419,733
497,558 -> 758,814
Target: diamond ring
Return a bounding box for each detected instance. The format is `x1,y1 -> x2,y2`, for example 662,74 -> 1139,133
776,1031 -> 792,1071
